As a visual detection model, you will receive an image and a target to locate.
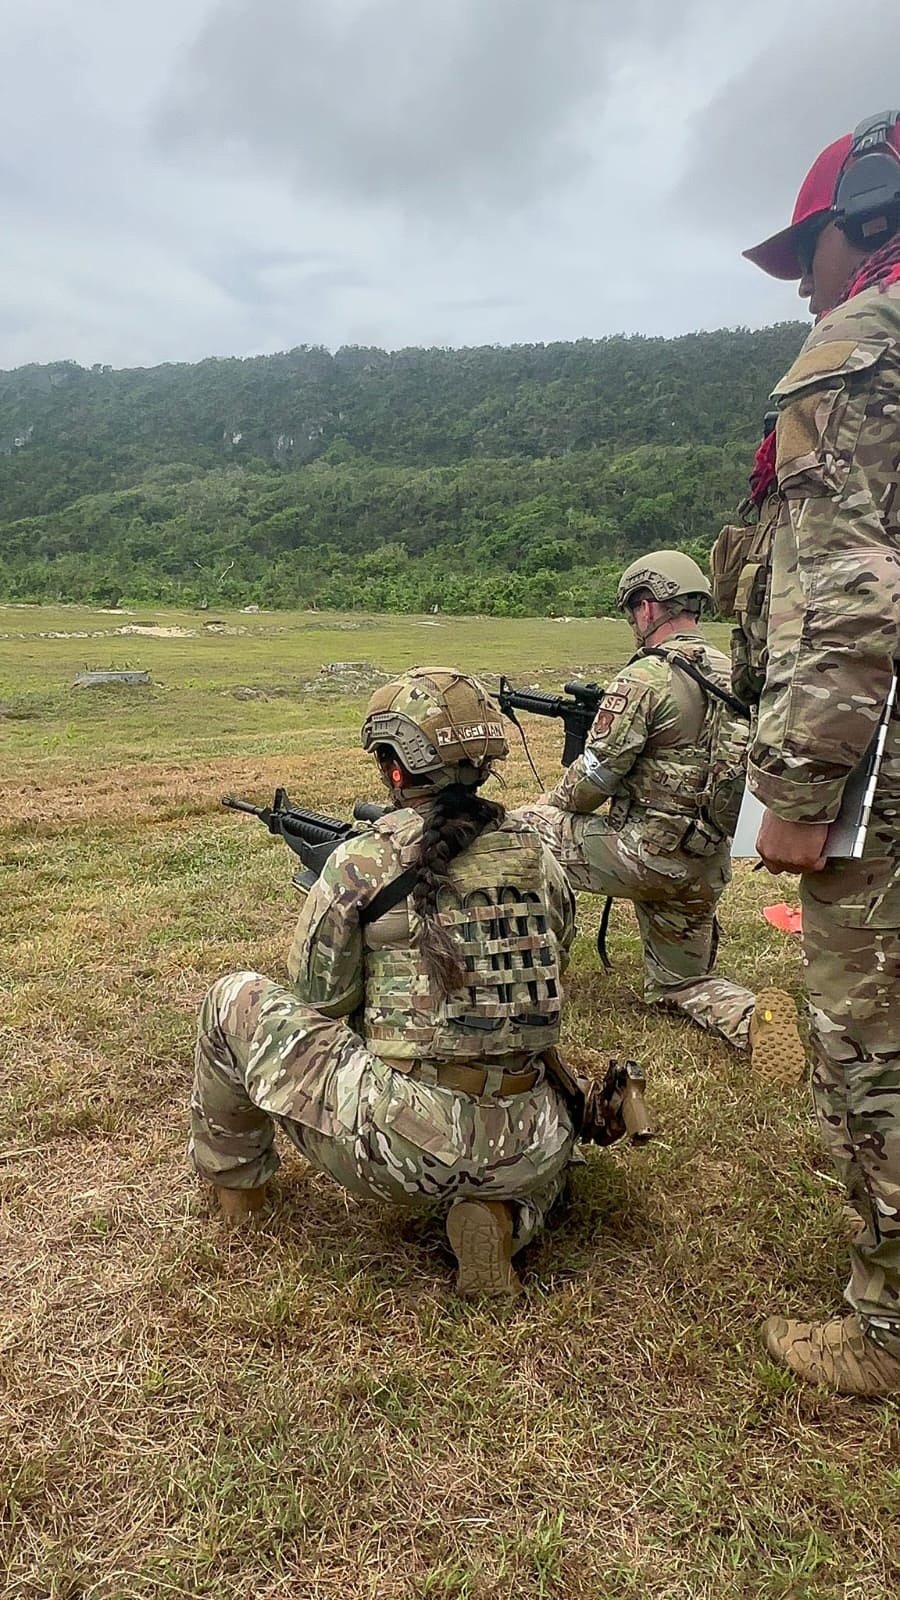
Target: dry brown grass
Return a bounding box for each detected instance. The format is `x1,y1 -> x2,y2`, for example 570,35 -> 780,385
2,606 -> 899,1600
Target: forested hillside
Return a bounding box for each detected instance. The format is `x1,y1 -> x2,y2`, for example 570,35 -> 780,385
0,326 -> 805,614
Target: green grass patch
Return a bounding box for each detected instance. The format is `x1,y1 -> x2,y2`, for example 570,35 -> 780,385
1,608 -> 897,1600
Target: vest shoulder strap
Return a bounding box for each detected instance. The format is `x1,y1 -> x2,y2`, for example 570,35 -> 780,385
360,867 -> 418,926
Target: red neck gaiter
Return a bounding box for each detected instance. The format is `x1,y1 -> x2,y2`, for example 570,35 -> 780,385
842,234 -> 900,299
749,429 -> 777,509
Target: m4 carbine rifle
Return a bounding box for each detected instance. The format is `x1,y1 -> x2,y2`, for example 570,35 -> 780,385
223,788 -> 387,892
497,676 -> 603,767
498,674 -> 618,965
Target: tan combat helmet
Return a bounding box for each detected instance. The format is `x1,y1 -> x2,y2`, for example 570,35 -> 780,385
361,667 -> 508,791
616,550 -> 712,613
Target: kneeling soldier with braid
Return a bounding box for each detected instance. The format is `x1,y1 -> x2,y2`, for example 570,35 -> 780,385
191,669 -> 589,1296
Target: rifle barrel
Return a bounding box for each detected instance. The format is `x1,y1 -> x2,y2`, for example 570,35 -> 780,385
222,795 -> 266,817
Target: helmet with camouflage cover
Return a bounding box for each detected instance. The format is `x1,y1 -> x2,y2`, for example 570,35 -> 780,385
616,550 -> 712,614
361,667 -> 508,793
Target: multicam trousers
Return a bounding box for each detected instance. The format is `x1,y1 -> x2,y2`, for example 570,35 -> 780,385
517,803 -> 755,1050
802,806 -> 900,1354
189,971 -> 577,1251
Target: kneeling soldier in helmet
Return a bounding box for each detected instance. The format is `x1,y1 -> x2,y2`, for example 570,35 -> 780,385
190,668 -> 581,1296
518,551 -> 804,1080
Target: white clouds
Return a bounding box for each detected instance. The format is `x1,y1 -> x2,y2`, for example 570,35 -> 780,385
2,0 -> 887,368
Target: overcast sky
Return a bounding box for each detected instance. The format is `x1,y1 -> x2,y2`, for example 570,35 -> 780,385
3,0 -> 898,370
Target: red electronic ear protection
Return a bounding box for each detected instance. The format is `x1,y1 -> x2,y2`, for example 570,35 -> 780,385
834,110 -> 900,248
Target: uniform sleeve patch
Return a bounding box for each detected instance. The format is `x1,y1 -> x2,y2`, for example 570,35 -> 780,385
591,711 -> 614,738
772,337 -> 886,396
599,691 -> 628,715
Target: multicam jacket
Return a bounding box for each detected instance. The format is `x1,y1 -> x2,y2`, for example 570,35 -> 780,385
548,633 -> 748,854
748,281 -> 900,823
287,808 -> 576,1062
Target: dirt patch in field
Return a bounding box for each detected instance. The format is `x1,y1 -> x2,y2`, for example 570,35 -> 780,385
114,624 -> 197,639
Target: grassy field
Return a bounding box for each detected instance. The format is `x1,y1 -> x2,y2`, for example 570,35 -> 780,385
2,604 -> 897,1600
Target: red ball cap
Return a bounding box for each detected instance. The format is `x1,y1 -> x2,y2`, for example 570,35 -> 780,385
743,134 -> 853,279
745,119 -> 900,279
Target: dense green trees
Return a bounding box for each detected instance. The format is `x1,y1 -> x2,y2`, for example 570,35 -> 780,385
0,326 -> 805,613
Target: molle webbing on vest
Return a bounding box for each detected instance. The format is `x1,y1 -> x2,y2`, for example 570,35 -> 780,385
362,822 -> 564,1060
439,891 -> 561,1030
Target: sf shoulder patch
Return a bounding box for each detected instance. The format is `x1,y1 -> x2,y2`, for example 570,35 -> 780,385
591,689 -> 628,741
600,691 -> 628,715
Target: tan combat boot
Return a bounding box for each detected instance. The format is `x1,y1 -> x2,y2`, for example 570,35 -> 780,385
213,1184 -> 267,1224
748,988 -> 806,1086
446,1200 -> 522,1298
763,1313 -> 900,1395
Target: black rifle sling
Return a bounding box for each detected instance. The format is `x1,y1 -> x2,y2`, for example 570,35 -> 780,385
596,895 -> 614,971
359,867 -> 418,927
636,647 -> 751,720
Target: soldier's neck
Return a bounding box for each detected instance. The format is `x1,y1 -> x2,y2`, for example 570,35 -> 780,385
641,616 -> 698,649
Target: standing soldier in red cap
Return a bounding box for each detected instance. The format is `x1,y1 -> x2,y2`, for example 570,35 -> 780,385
739,113 -> 900,1392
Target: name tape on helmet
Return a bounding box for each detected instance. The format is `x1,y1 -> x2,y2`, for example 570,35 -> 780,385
435,721 -> 504,747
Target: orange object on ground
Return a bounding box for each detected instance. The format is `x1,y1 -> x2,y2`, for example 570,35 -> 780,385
763,903 -> 803,936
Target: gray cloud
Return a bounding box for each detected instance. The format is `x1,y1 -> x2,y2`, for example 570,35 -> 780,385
0,1 -> 891,368
160,0 -> 692,218
206,247 -> 366,305
677,0 -> 900,248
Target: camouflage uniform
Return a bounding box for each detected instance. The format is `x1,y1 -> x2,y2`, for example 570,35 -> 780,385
190,809 -> 577,1250
519,634 -> 756,1048
749,281 -> 900,1353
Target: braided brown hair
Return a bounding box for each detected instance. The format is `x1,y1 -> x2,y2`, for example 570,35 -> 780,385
411,784 -> 505,995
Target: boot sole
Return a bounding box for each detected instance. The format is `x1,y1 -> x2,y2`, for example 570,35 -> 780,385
750,989 -> 806,1086
446,1202 -> 522,1298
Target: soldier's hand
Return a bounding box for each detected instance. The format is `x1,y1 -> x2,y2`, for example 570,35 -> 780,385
756,812 -> 828,875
